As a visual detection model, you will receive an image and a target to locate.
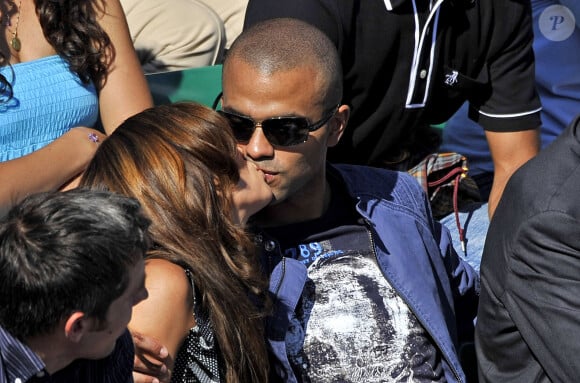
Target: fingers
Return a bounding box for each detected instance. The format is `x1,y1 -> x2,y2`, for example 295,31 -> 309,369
133,371 -> 162,383
132,331 -> 170,383
132,331 -> 169,359
132,360 -> 170,383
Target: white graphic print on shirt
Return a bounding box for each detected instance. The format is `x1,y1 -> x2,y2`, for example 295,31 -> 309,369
285,243 -> 444,383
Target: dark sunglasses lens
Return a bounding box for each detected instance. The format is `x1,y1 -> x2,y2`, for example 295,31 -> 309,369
221,113 -> 255,142
263,118 -> 309,146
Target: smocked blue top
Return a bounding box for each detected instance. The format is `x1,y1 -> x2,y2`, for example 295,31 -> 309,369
0,55 -> 99,162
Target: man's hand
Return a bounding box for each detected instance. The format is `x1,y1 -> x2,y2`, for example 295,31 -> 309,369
132,331 -> 171,383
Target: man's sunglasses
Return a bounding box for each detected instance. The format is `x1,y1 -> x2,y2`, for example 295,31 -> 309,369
218,105 -> 340,147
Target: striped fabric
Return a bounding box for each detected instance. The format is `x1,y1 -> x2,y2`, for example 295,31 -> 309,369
0,327 -> 135,383
0,326 -> 44,383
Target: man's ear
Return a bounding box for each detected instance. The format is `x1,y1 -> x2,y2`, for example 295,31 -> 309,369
64,312 -> 88,343
327,104 -> 350,148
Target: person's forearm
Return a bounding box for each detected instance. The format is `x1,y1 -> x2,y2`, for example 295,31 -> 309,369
488,154 -> 535,217
96,0 -> 153,133
487,170 -> 510,218
486,129 -> 540,217
0,127 -> 104,217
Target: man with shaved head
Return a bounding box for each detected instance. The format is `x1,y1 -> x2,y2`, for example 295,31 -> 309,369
244,0 -> 541,221
135,18 -> 479,383
220,19 -> 346,228
221,18 -> 478,383
243,0 -> 544,276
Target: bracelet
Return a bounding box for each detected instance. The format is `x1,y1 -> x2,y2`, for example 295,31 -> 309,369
88,133 -> 100,143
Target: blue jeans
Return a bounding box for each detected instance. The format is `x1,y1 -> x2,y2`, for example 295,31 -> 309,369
439,202 -> 489,274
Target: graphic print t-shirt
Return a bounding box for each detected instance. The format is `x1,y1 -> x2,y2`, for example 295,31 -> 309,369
263,175 -> 445,383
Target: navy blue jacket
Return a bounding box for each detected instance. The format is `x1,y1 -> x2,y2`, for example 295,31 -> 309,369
260,164 -> 479,382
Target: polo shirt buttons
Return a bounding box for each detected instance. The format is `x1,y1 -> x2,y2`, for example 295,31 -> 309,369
420,69 -> 427,79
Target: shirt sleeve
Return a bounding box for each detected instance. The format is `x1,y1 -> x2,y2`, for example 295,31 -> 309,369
470,0 -> 542,132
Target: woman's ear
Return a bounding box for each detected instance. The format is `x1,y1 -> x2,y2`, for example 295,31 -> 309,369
64,312 -> 88,343
327,104 -> 350,148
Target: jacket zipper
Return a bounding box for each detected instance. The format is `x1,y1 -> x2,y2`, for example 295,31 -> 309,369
364,220 -> 463,383
273,257 -> 287,297
256,233 -> 286,297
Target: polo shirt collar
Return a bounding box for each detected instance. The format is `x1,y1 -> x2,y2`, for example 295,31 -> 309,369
383,0 -> 474,11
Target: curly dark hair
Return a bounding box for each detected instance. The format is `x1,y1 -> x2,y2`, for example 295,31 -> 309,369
0,54 -> 12,103
1,0 -> 112,101
36,0 -> 112,85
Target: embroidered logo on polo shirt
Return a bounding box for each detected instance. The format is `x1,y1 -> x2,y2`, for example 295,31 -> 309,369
444,70 -> 459,86
539,5 -> 576,42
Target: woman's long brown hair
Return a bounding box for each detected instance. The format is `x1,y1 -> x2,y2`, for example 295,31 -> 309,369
80,102 -> 269,382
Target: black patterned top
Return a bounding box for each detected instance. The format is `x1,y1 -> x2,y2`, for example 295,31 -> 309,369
171,269 -> 223,383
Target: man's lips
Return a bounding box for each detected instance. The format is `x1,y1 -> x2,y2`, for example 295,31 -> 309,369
257,168 -> 278,184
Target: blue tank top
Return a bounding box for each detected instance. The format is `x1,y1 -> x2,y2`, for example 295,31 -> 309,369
0,55 -> 99,161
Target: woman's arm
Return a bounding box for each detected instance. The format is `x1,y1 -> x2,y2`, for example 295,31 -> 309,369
130,258 -> 195,376
96,0 -> 153,133
0,127 -> 106,217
